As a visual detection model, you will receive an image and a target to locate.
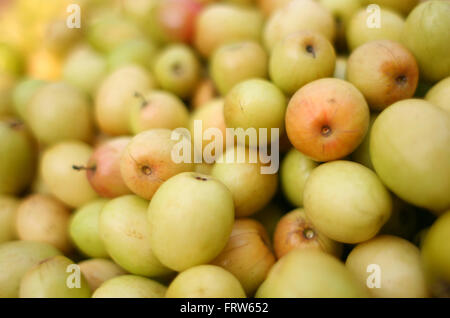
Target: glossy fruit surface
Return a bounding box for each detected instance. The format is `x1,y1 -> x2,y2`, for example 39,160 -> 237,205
93,275 -> 167,298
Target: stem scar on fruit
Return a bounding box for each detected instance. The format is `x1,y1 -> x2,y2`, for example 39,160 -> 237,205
72,165 -> 96,172
395,75 -> 407,86
305,44 -> 316,58
134,91 -> 149,108
141,165 -> 152,176
321,125 -> 332,137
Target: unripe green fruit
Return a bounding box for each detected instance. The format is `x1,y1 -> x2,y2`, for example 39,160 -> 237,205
0,241 -> 61,298
210,41 -> 268,95
12,78 -> 46,120
70,199 -> 109,258
166,265 -> 246,298
148,172 -> 235,271
107,39 -> 159,72
93,275 -> 167,298
19,255 -> 91,298
99,195 -> 172,277
27,82 -> 94,145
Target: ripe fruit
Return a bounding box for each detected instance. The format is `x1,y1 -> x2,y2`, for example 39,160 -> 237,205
99,195 -> 172,277
280,149 -> 318,207
189,98 -> 228,159
257,0 -> 291,16
129,90 -> 189,134
19,255 -> 92,298
211,146 -> 278,217
12,78 -> 46,120
347,8 -> 404,51
191,78 -> 217,109
303,161 -> 392,243
154,44 -> 201,99
93,275 -> 167,298
273,208 -> 341,259
0,241 -> 61,298
350,113 -> 378,170
401,1 -> 450,82
27,47 -> 62,81
263,0 -> 335,51
78,137 -> 132,198
359,0 -> 418,16
107,39 -> 159,71
0,119 -> 35,195
41,141 -> 98,208
285,78 -> 370,162
224,79 -> 286,146
211,219 -> 276,295
27,82 -> 93,145
210,41 -> 268,95
16,194 -> 72,253
425,76 -> 450,113
421,211 -> 450,297
148,172 -> 234,271
256,249 -> 367,297
166,265 -> 246,298
347,40 -> 419,111
69,199 -> 109,258
0,195 -> 19,243
120,129 -> 194,200
194,4 -> 263,57
78,258 -> 127,292
346,235 -> 429,298
370,99 -> 450,213
95,64 -> 156,135
147,0 -> 203,44
269,31 -> 336,95
62,45 -> 107,95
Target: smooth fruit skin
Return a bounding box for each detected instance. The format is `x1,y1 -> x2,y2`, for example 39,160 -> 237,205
347,8 -> 404,51
86,137 -> 132,198
93,275 -> 167,298
191,78 -> 218,109
346,235 -> 429,298
269,31 -> 336,96
285,78 -> 370,162
263,0 -> 335,52
166,265 -> 246,298
212,146 -> 278,217
346,40 -> 419,111
99,195 -> 172,277
401,1 -> 450,82
370,99 -> 450,213
95,65 -> 156,135
154,44 -> 201,99
69,199 -> 109,258
27,82 -> 93,145
0,119 -> 35,195
273,208 -> 341,259
0,241 -> 61,298
12,78 -> 46,120
256,249 -> 368,298
211,219 -> 276,296
257,0 -> 291,16
129,90 -> 189,134
62,44 -> 107,96
107,39 -> 159,72
359,0 -> 419,16
304,161 -> 392,244
120,129 -> 194,200
41,141 -> 98,208
78,258 -> 127,292
16,194 -> 72,254
425,76 -> 450,113
280,149 -> 318,208
0,195 -> 19,243
210,41 -> 268,95
351,113 -> 378,170
148,172 -> 235,272
19,255 -> 91,298
194,4 -> 263,57
224,79 -> 287,146
421,211 -> 450,297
